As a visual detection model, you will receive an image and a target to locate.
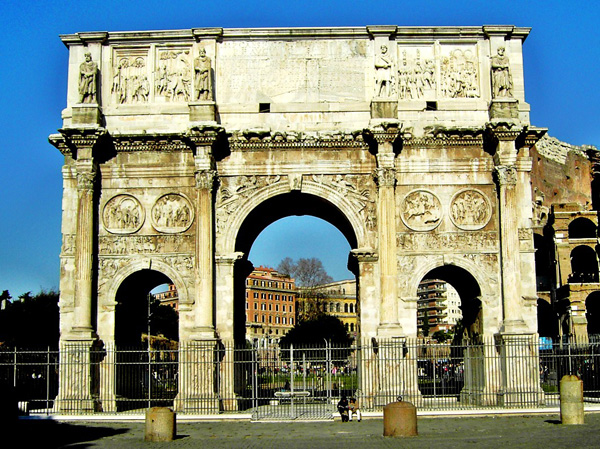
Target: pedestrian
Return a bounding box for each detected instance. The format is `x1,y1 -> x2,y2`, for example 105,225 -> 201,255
337,395 -> 349,422
348,396 -> 361,422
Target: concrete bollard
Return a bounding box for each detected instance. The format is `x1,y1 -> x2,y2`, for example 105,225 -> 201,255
560,374 -> 584,425
145,407 -> 176,442
383,399 -> 418,437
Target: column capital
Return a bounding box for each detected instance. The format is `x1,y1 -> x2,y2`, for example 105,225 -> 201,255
493,165 -> 518,186
374,167 -> 396,187
195,169 -> 217,191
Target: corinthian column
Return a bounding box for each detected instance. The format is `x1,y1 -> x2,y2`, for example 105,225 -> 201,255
73,158 -> 97,338
489,124 -> 527,333
193,167 -> 217,338
375,148 -> 401,336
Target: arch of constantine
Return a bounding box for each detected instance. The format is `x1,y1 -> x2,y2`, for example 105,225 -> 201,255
50,25 -> 549,413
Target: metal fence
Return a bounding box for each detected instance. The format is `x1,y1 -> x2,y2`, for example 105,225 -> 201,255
1,337 -> 599,419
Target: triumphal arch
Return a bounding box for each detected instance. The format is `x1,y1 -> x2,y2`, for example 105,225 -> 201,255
50,25 -> 547,413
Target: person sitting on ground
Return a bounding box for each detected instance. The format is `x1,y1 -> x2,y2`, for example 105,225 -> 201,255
348,396 -> 361,422
337,395 -> 349,422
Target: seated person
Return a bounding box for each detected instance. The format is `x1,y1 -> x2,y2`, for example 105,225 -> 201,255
348,396 -> 361,422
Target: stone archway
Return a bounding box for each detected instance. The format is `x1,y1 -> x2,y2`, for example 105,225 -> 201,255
50,25 -> 549,414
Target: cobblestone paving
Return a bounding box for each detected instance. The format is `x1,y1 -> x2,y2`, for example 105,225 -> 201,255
8,413 -> 600,449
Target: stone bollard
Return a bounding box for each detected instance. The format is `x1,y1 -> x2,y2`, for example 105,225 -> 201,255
145,407 -> 176,442
560,375 -> 584,425
383,398 -> 418,437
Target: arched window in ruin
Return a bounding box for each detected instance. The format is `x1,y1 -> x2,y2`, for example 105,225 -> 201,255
586,292 -> 600,338
568,217 -> 597,239
569,245 -> 599,283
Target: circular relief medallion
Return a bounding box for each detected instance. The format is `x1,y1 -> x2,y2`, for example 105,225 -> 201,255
450,189 -> 492,230
401,190 -> 442,231
152,193 -> 194,233
103,194 -> 144,234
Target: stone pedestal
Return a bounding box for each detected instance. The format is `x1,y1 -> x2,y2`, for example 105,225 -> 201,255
55,340 -> 98,413
372,338 -> 422,408
174,340 -> 220,413
371,100 -> 398,119
489,98 -> 519,121
72,105 -> 103,126
189,101 -> 217,122
497,334 -> 545,406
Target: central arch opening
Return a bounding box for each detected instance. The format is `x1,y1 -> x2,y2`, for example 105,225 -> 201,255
233,191 -> 360,344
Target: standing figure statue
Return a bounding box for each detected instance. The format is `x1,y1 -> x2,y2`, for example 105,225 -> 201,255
375,45 -> 393,98
490,46 -> 513,98
79,52 -> 98,104
194,48 -> 213,101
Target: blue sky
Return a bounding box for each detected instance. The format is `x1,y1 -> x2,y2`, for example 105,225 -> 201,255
0,0 -> 598,296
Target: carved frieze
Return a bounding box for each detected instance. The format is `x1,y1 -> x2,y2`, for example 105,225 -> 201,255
112,49 -> 150,104
155,47 -> 192,102
450,189 -> 492,230
397,231 -> 499,252
400,190 -> 442,231
152,194 -> 194,233
102,194 -> 144,234
98,234 -> 194,255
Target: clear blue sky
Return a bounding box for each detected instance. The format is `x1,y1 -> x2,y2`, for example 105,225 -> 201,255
0,0 -> 598,296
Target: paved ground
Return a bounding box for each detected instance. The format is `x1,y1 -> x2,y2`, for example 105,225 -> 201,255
5,413 -> 600,449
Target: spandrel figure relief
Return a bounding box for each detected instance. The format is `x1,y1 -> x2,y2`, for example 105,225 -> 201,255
194,48 -> 213,101
103,195 -> 144,234
490,46 -> 513,98
401,190 -> 442,231
397,49 -> 436,100
374,45 -> 395,98
155,49 -> 192,102
152,194 -> 194,233
440,48 -> 480,98
112,56 -> 149,104
78,52 -> 98,104
450,189 -> 492,230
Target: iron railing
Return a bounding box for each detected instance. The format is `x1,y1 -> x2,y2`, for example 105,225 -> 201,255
1,336 -> 599,418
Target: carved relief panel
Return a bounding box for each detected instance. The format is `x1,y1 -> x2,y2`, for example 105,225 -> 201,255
111,48 -> 150,104
151,193 -> 194,233
449,189 -> 492,230
102,194 -> 145,234
396,47 -> 436,100
400,190 -> 442,231
155,47 -> 193,102
439,45 -> 480,99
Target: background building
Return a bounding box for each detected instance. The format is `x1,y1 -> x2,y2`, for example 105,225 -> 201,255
417,279 -> 462,336
153,284 -> 179,311
245,266 -> 296,340
307,279 -> 359,339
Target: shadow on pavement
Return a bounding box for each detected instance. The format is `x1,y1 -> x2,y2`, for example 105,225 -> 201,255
6,419 -> 130,449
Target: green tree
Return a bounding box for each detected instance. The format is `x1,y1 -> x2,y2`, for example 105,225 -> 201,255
277,257 -> 333,322
280,315 -> 351,346
0,289 -> 59,348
